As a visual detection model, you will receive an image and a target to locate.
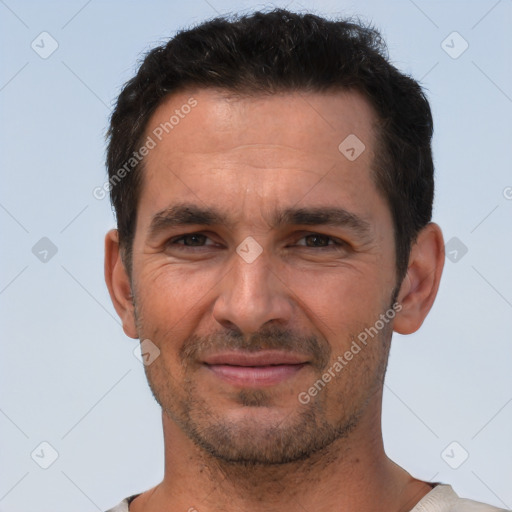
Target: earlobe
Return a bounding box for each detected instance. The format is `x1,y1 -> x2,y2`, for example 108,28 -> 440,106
104,229 -> 138,339
393,223 -> 445,335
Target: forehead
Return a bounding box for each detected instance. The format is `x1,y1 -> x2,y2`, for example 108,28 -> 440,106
144,87 -> 377,158
137,88 -> 382,225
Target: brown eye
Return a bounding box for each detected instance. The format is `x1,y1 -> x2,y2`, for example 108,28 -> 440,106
295,233 -> 344,248
167,233 -> 212,247
179,234 -> 207,246
304,234 -> 332,247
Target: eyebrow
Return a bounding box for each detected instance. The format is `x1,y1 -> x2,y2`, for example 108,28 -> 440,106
147,202 -> 373,241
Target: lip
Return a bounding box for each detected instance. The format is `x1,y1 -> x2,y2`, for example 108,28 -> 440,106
202,351 -> 309,387
203,350 -> 309,366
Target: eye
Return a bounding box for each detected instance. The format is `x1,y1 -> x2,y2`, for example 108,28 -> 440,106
167,233 -> 215,247
165,232 -> 347,252
295,233 -> 345,248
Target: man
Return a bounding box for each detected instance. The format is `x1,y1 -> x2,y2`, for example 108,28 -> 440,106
103,9 -> 507,512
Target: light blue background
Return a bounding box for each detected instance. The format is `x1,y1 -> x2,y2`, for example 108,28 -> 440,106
1,1 -> 511,511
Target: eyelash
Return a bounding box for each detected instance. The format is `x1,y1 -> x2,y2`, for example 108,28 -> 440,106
166,232 -> 346,250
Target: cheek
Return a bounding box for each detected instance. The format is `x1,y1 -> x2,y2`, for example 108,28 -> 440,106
137,264 -> 218,321
287,266 -> 379,324
286,266 -> 394,372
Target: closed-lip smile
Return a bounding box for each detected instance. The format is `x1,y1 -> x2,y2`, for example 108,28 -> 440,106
202,350 -> 309,387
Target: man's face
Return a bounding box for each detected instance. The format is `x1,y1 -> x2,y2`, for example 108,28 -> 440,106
127,88 -> 399,464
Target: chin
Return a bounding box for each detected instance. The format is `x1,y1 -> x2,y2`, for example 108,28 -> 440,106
177,400 -> 358,466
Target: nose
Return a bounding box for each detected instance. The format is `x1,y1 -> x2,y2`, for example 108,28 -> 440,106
212,246 -> 293,335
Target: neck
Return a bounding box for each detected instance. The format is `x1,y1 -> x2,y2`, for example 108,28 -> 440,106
133,396 -> 432,512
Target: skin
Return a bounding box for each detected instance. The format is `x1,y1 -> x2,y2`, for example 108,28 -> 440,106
105,88 -> 445,512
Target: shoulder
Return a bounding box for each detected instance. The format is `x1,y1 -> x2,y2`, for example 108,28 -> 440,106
104,494 -> 140,512
412,484 -> 510,512
453,496 -> 510,512
103,499 -> 128,512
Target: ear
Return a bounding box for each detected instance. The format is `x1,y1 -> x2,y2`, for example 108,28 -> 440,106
393,223 -> 445,335
104,229 -> 138,339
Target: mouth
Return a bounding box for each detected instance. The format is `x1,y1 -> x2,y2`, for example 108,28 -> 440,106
202,350 -> 309,387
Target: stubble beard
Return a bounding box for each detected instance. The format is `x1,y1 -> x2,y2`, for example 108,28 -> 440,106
133,312 -> 392,469
129,268 -> 398,468
161,374 -> 362,466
